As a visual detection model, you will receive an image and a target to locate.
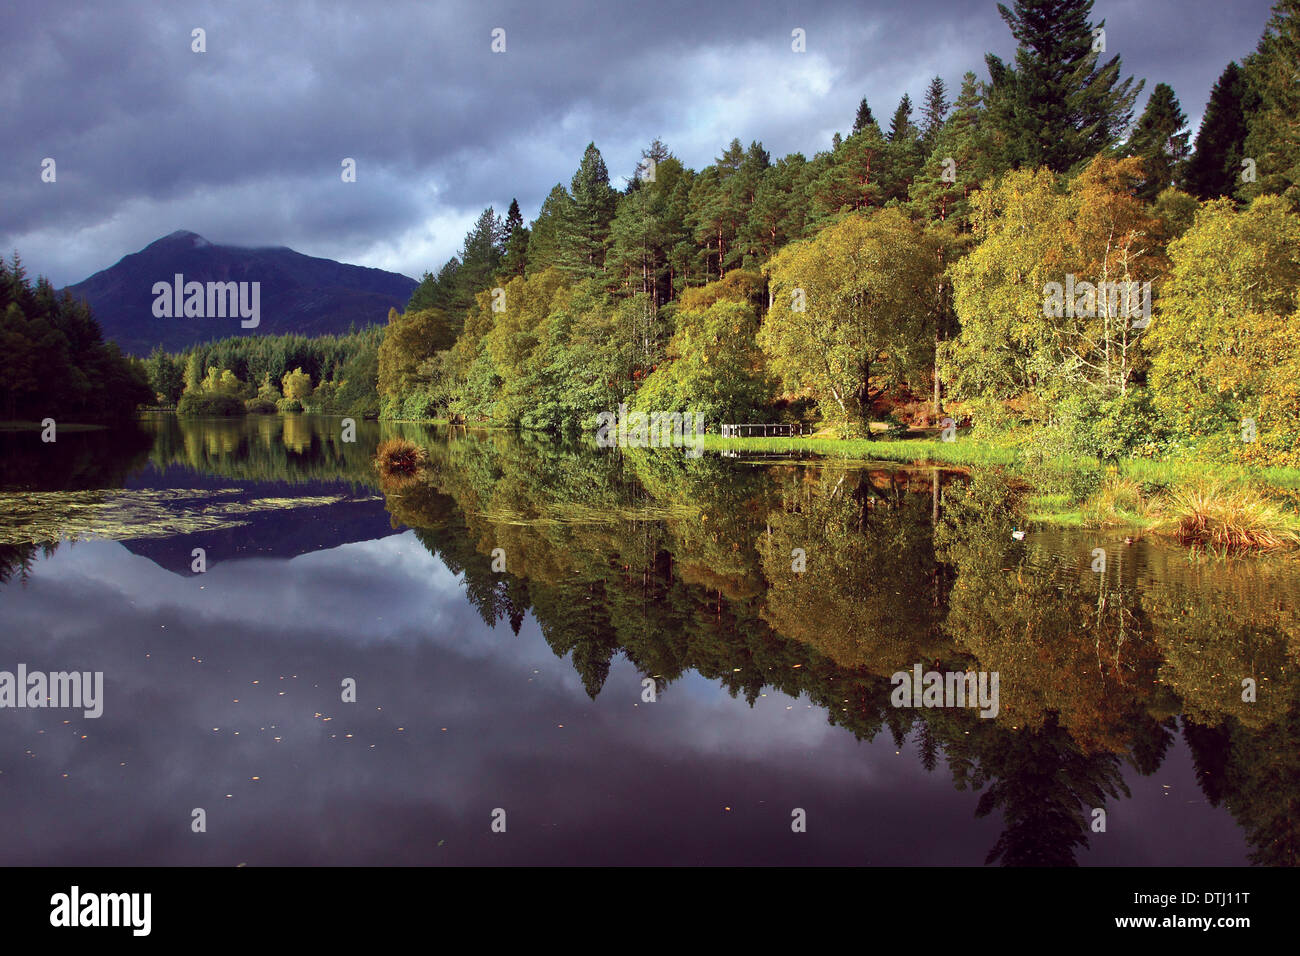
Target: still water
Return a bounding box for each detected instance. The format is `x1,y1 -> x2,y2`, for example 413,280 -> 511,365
0,414 -> 1295,865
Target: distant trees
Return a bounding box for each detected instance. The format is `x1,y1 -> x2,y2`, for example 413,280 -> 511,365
0,254 -> 151,422
158,326 -> 380,417
144,346 -> 184,404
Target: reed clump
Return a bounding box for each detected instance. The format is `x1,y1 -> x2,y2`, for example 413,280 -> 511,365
374,437 -> 427,478
1152,480 -> 1299,552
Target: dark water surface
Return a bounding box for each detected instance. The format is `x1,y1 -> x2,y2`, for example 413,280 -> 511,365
1,414 -> 1295,865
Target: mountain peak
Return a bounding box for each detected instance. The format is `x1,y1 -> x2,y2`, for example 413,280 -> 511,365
159,230 -> 211,247
64,233 -> 417,355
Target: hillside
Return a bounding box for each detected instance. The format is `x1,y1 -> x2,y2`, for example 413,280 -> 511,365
64,231 -> 415,355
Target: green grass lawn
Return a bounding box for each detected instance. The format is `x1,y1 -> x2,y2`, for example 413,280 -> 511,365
699,430 -> 1300,546
699,433 -> 1021,467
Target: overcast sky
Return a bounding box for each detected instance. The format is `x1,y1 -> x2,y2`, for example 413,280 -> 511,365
0,0 -> 1279,287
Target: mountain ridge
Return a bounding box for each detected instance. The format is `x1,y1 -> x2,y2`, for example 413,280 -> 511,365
63,231 -> 416,354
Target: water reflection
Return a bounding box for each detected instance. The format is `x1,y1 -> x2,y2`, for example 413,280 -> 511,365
0,415 -> 1295,865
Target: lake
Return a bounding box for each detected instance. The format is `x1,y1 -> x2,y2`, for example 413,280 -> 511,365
1,414 -> 1295,865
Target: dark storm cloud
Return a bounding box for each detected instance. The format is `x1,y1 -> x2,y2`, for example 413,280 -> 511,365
0,0 -> 1279,286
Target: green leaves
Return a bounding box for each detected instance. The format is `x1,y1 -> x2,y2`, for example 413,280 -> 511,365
761,208 -> 941,434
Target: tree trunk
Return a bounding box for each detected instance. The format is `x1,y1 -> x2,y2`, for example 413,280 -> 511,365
933,335 -> 941,414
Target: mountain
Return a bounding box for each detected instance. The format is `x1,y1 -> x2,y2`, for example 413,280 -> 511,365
63,231 -> 416,354
120,468 -> 403,576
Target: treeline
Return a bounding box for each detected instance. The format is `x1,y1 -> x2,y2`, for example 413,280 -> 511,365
0,254 -> 152,422
377,0 -> 1299,465
143,327 -> 383,418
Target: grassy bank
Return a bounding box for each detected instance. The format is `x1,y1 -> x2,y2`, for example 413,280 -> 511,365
700,433 -> 1022,467
700,432 -> 1300,550
701,433 -> 1300,485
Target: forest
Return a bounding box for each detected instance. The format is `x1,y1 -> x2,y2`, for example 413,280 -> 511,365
364,0 -> 1299,469
0,255 -> 153,423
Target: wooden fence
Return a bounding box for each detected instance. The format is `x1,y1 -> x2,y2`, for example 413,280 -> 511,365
718,423 -> 803,437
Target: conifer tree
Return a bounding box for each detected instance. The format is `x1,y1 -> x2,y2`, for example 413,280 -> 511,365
1184,61 -> 1254,199
884,94 -> 923,202
919,76 -> 951,155
525,184 -> 574,275
887,94 -> 916,143
1240,0 -> 1300,207
984,0 -> 1142,172
501,198 -> 530,278
852,98 -> 880,136
559,143 -> 618,278
1124,83 -> 1190,201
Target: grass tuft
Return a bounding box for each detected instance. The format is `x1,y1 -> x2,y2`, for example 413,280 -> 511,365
374,438 -> 428,478
1152,480 -> 1300,552
1080,474 -> 1149,528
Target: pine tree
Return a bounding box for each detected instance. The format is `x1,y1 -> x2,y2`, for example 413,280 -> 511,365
502,199 -> 524,253
526,184 -> 575,275
500,198 -> 530,278
909,77 -> 993,222
1184,61 -> 1254,199
686,140 -> 759,279
725,141 -> 771,270
1124,83 -> 1190,201
884,94 -> 923,202
806,125 -> 888,223
887,94 -> 916,143
407,257 -> 463,314
560,142 -> 618,278
638,137 -> 671,184
919,76 -> 951,154
852,98 -> 880,136
459,207 -> 505,295
741,154 -> 808,263
1240,0 -> 1300,208
984,0 -> 1142,172
183,352 -> 203,394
